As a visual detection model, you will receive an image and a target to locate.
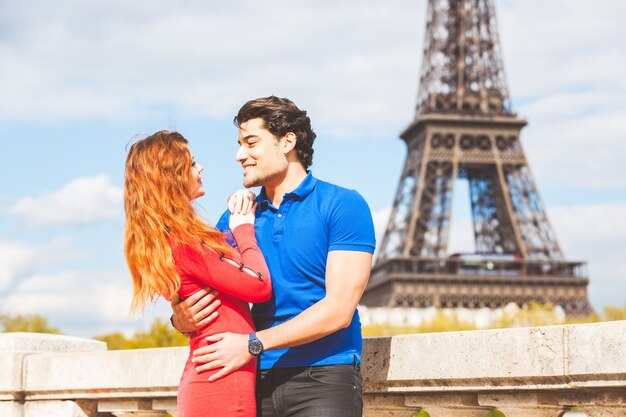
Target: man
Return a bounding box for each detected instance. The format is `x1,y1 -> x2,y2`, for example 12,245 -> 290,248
172,96 -> 375,416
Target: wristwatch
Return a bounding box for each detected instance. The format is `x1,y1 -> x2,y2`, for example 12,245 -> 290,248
248,332 -> 264,356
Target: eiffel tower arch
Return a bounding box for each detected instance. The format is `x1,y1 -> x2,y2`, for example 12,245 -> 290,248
362,0 -> 592,315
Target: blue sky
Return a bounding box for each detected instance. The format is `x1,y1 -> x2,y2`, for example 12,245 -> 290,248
1,0 -> 625,337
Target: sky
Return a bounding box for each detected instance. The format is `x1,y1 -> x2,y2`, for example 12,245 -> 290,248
1,0 -> 625,338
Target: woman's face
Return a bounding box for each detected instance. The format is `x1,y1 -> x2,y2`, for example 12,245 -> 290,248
189,155 -> 205,199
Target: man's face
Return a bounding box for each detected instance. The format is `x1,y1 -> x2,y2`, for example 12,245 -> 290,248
236,118 -> 288,188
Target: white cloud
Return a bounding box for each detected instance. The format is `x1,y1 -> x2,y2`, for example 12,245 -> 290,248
550,204 -> 626,246
0,0 -> 424,135
5,271 -> 130,321
497,1 -> 626,191
519,96 -> 626,189
1,0 -> 624,187
0,241 -> 38,291
8,174 -> 122,227
372,206 -> 392,257
0,237 -> 76,290
499,0 -> 626,97
519,90 -> 626,124
1,269 -> 172,337
1,0 -> 623,132
549,203 -> 626,309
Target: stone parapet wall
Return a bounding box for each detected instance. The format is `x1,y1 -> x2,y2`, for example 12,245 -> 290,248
1,321 -> 625,416
361,321 -> 626,416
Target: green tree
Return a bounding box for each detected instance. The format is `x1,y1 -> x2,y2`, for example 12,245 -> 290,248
96,318 -> 188,350
491,302 -> 565,329
361,302 -> 611,337
603,304 -> 626,321
362,323 -> 422,337
417,310 -> 477,333
0,314 -> 60,333
95,332 -> 131,350
362,310 -> 477,337
127,318 -> 188,349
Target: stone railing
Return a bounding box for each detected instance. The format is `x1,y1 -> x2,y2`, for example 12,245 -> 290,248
2,321 -> 625,417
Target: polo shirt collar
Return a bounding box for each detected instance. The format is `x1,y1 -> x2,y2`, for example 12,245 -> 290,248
286,171 -> 317,200
258,171 -> 317,210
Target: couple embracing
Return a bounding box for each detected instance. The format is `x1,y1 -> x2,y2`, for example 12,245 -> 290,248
123,96 -> 375,417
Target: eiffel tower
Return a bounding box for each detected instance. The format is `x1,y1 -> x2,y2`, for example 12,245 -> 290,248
362,0 -> 592,314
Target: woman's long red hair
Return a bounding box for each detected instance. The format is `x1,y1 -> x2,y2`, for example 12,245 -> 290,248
124,131 -> 232,312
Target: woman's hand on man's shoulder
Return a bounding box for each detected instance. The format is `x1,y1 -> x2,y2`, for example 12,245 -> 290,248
228,189 -> 257,230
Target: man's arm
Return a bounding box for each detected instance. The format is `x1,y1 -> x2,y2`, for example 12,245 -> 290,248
257,250 -> 371,348
195,250 -> 372,380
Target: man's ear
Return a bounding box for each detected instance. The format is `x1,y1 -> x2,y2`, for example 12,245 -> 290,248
281,132 -> 297,155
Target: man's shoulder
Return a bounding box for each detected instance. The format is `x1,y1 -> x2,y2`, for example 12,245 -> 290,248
313,177 -> 363,200
215,209 -> 231,232
310,177 -> 371,219
311,177 -> 375,251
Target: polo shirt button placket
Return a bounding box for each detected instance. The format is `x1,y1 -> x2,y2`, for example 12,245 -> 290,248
273,199 -> 293,240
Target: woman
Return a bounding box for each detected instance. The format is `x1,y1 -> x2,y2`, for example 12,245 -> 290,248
123,130 -> 271,417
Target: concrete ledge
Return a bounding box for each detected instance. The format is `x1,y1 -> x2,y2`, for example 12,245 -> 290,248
0,333 -> 106,400
0,352 -> 26,398
567,321 -> 626,376
1,321 -> 625,416
0,333 -> 106,354
0,401 -> 22,417
362,320 -> 626,392
23,400 -> 91,417
24,347 -> 189,399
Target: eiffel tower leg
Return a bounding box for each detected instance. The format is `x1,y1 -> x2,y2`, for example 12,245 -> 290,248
503,164 -> 563,260
408,157 -> 457,258
378,138 -> 426,261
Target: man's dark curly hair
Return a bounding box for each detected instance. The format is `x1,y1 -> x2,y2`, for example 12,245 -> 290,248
234,96 -> 316,169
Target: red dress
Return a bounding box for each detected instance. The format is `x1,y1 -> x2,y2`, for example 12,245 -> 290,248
170,224 -> 272,417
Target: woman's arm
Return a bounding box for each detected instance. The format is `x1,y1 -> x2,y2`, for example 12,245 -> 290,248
173,223 -> 271,304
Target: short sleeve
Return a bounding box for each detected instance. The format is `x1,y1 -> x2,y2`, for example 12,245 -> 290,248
215,209 -> 231,232
215,209 -> 236,247
328,189 -> 376,253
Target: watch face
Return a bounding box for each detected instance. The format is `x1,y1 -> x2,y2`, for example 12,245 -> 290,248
249,339 -> 264,356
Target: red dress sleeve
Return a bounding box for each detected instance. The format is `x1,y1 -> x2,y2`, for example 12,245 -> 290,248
172,224 -> 272,303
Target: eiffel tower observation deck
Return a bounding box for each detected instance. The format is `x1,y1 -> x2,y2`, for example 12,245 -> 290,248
362,0 -> 592,314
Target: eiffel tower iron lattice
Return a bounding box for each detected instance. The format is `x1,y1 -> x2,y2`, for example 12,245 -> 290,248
362,0 -> 591,314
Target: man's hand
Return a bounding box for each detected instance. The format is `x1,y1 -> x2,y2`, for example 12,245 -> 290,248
170,288 -> 221,334
192,332 -> 253,381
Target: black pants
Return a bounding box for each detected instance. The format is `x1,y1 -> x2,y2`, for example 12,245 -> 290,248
257,363 -> 363,417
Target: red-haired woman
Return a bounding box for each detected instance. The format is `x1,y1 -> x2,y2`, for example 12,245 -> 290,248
123,130 -> 271,417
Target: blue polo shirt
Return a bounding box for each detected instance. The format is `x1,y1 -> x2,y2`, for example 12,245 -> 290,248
215,172 -> 375,369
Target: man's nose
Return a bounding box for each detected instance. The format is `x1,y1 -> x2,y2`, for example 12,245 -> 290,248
235,146 -> 247,162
